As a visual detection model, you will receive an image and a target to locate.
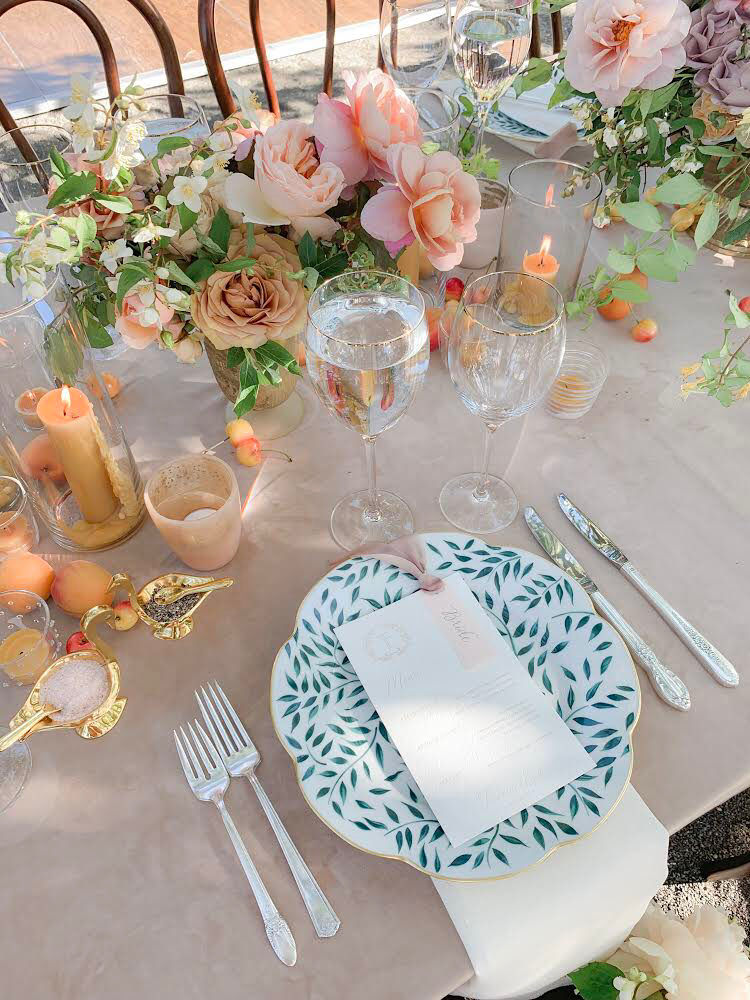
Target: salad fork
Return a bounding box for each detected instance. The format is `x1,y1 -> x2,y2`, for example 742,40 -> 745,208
196,682 -> 340,938
173,721 -> 297,966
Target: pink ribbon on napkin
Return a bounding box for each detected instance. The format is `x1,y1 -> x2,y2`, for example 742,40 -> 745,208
343,535 -> 444,593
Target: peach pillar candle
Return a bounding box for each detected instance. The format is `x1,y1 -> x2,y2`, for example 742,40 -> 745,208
522,235 -> 560,283
36,386 -> 118,524
144,455 -> 241,571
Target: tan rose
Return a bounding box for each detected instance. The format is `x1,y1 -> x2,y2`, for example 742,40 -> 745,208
190,230 -> 306,350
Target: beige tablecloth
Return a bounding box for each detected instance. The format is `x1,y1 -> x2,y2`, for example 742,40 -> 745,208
1,141 -> 748,1000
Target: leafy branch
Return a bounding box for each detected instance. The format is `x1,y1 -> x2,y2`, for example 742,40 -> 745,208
681,293 -> 750,406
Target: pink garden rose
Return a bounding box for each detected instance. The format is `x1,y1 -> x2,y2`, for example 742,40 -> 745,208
360,144 -> 480,271
313,69 -> 423,186
253,120 -> 345,236
564,0 -> 692,106
115,287 -> 175,350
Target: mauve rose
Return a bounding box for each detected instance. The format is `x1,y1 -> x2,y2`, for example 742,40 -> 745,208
686,0 -> 750,106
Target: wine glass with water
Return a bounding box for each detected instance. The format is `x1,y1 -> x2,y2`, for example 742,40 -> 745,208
451,0 -> 532,152
306,271 -> 429,549
380,0 -> 452,90
440,270 -> 565,533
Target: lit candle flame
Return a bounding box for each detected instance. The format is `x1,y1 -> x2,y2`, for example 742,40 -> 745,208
540,235 -> 552,265
61,385 -> 71,418
545,184 -> 555,208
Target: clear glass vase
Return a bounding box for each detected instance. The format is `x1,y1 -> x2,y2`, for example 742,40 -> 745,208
0,276 -> 145,551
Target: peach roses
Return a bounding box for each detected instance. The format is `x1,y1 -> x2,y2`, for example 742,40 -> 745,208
360,144 -> 481,270
191,231 -> 307,350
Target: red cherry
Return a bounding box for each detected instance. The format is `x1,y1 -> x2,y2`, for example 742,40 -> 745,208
445,277 -> 465,302
739,296 -> 750,313
66,630 -> 95,654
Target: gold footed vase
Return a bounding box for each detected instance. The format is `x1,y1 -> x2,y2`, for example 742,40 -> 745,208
204,339 -> 305,440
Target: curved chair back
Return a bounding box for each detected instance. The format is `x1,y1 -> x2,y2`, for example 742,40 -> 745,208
0,0 -> 185,165
198,0 -> 336,118
530,9 -> 564,58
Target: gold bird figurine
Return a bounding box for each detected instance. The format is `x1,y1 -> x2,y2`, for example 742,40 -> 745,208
109,572 -> 233,640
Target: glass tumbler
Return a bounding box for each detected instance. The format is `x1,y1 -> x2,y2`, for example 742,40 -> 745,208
545,339 -> 609,419
497,159 -> 602,303
0,589 -> 61,812
0,476 -> 39,558
406,88 -> 461,154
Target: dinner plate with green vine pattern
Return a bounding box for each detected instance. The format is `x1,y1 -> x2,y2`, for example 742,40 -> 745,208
270,533 -> 640,882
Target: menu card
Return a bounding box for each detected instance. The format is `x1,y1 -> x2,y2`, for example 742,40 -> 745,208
336,573 -> 591,847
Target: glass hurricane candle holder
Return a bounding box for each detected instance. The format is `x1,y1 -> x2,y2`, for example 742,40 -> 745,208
135,93 -> 210,159
405,88 -> 461,154
497,159 -> 602,303
0,290 -> 145,552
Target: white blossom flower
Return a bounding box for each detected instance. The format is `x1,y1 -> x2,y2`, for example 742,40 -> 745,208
233,84 -> 263,124
593,206 -> 611,229
64,74 -> 97,121
197,129 -> 234,173
70,115 -> 97,154
155,266 -> 170,279
682,160 -> 701,174
132,220 -> 176,243
167,173 -> 207,213
161,285 -> 190,310
602,127 -> 619,150
655,118 -> 670,137
630,125 -> 646,143
99,238 -> 134,273
98,122 -> 146,180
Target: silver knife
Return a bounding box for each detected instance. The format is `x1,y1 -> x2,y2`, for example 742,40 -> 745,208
524,506 -> 691,711
558,494 -> 739,688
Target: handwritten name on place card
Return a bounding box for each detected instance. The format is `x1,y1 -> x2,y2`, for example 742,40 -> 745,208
335,573 -> 591,847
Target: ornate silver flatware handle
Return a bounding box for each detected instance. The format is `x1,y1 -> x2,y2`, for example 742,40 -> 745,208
216,800 -> 297,966
248,775 -> 340,938
622,562 -> 739,688
591,592 -> 691,712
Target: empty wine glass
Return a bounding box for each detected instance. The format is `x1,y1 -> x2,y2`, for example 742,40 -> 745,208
133,93 -> 210,159
440,270 -> 565,533
452,0 -> 532,152
380,0 -> 452,90
0,124 -> 72,215
307,271 -> 429,549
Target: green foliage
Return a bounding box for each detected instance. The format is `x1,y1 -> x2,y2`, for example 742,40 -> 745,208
209,207 -> 230,255
47,171 -> 97,208
682,293 -> 750,406
569,962 -> 621,1000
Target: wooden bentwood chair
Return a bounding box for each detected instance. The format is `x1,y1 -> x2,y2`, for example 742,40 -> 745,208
0,0 -> 185,170
198,0 -> 337,118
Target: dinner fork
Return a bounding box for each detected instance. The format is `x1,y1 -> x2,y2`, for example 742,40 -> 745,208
173,721 -> 297,966
196,682 -> 340,939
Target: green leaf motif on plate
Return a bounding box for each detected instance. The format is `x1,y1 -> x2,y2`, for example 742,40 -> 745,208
271,535 -> 639,880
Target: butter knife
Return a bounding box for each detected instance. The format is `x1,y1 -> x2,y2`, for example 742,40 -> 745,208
558,494 -> 739,688
524,506 -> 691,711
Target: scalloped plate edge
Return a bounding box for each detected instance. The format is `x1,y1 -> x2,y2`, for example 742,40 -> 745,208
269,536 -> 641,882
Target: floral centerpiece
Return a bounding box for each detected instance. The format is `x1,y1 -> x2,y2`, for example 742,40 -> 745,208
0,72 -> 481,416
569,902 -> 750,999
518,0 -> 750,404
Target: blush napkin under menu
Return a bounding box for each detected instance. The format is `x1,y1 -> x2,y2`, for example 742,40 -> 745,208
336,573 -> 591,848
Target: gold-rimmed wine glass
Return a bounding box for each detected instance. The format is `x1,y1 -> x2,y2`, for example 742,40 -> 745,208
440,270 -> 565,533
306,271 -> 429,549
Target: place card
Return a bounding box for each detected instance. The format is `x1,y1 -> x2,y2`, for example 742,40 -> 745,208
336,573 -> 591,847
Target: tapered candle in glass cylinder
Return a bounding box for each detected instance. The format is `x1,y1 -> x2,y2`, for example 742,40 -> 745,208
497,160 -> 602,303
0,284 -> 145,551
